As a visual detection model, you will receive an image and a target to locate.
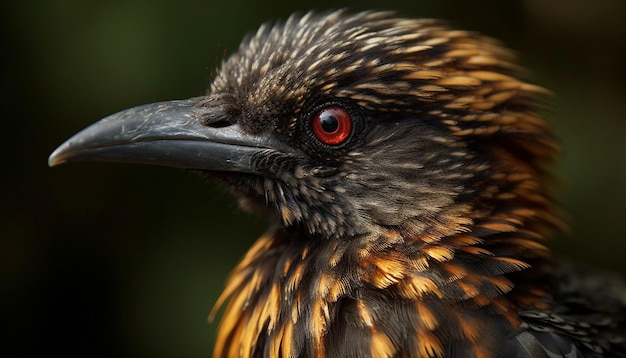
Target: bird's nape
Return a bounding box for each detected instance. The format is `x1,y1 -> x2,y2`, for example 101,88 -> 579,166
50,10 -> 626,358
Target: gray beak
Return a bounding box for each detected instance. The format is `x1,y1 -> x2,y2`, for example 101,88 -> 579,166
49,97 -> 281,174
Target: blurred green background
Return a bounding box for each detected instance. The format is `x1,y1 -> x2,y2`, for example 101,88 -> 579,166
2,0 -> 624,356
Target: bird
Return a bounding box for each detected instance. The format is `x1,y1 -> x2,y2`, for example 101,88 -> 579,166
49,10 -> 625,358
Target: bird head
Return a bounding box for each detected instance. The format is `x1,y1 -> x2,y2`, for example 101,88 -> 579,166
50,10 -> 560,245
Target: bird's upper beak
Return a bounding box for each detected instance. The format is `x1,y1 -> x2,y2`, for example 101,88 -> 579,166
49,97 -> 281,174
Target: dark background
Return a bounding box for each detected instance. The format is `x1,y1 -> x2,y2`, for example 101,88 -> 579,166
2,0 -> 625,356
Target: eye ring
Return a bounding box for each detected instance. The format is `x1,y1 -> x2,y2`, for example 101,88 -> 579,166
311,106 -> 352,145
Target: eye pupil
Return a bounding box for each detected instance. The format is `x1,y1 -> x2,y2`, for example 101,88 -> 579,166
311,106 -> 352,146
320,115 -> 339,133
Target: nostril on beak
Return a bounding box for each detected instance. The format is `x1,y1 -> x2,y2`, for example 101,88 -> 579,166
195,94 -> 236,129
205,119 -> 233,128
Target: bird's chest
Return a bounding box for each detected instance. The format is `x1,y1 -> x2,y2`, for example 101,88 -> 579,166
214,236 -> 522,358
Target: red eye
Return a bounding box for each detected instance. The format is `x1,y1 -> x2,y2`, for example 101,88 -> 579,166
311,106 -> 352,145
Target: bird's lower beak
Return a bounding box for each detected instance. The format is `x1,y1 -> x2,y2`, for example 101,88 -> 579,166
49,97 -> 280,174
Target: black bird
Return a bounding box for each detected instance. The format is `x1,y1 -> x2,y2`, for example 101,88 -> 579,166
49,10 -> 625,358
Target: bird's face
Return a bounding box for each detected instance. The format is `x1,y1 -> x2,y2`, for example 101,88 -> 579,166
49,11 -> 556,241
205,95 -> 481,239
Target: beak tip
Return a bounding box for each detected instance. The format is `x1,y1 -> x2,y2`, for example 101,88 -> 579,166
48,143 -> 70,167
48,156 -> 63,167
